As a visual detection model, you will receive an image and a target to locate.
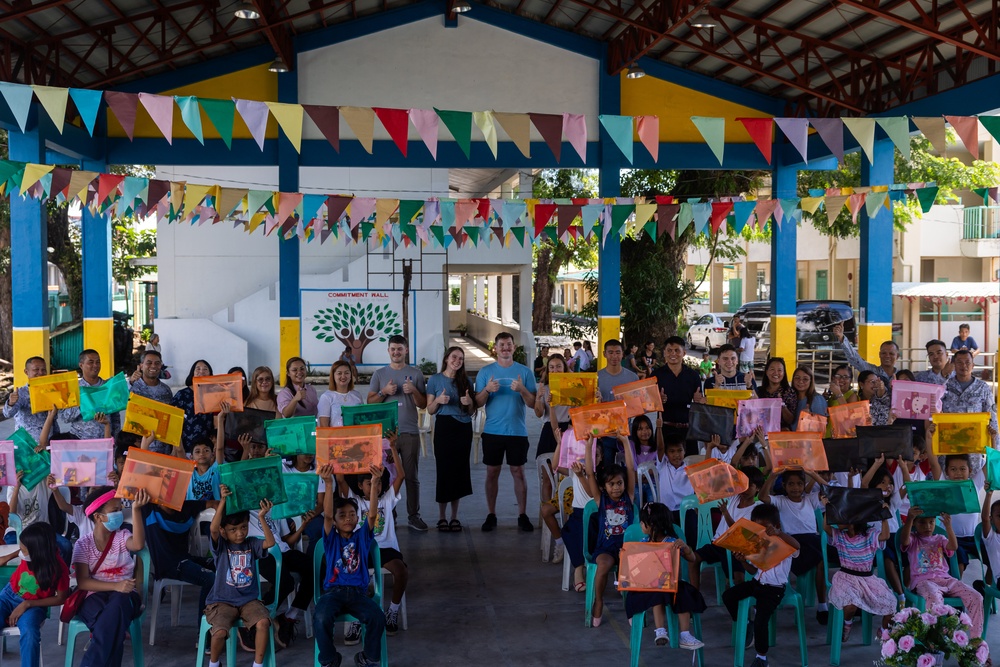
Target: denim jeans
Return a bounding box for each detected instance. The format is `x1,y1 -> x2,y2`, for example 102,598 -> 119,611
159,557 -> 215,616
4,531 -> 71,569
313,585 -> 384,665
0,583 -> 46,667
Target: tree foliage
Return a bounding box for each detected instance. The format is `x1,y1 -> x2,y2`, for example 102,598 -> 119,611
311,303 -> 402,363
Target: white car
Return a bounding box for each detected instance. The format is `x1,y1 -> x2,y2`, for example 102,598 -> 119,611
686,313 -> 733,351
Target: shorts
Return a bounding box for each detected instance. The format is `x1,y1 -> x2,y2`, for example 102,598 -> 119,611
482,433 -> 530,467
544,478 -> 574,518
956,535 -> 979,566
205,600 -> 270,634
696,543 -> 744,574
377,547 -> 405,567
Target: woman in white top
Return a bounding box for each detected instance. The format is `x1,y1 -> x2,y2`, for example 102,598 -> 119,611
317,361 -> 364,427
738,327 -> 756,375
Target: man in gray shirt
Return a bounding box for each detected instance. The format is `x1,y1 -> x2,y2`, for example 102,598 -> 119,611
129,349 -> 174,454
368,335 -> 428,531
62,349 -> 122,439
596,339 -> 639,463
914,339 -> 952,385
3,356 -> 57,441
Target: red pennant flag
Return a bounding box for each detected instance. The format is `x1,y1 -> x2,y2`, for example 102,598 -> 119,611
655,195 -> 675,205
944,116 -> 980,159
326,195 -> 351,228
105,91 -> 139,140
97,173 -> 124,205
738,118 -> 773,164
534,203 -> 557,237
303,105 -> 340,153
475,198 -> 491,221
710,201 -> 734,234
529,113 -> 563,162
657,203 -> 679,239
557,205 -> 581,239
374,108 -> 410,157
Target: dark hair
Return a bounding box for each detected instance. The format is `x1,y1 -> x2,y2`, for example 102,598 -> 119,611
333,496 -> 359,513
631,415 -> 655,453
664,436 -> 686,452
868,465 -> 893,489
540,353 -> 568,385
718,344 -> 737,356
792,366 -> 817,403
388,335 -> 408,346
328,361 -> 355,391
848,522 -> 871,535
739,327 -> 753,339
599,462 -> 627,489
78,349 -> 99,362
18,523 -> 61,591
573,342 -> 582,349
603,339 -> 624,351
760,357 -> 790,393
440,346 -> 475,416
639,502 -> 676,540
959,323 -> 970,331
83,486 -> 116,520
880,340 -> 900,353
741,465 -> 765,489
664,336 -> 685,349
945,454 -> 971,467
952,349 -> 974,363
925,339 -> 948,353
833,364 -> 852,380
644,341 -> 655,348
494,332 -> 513,344
221,510 -> 250,527
113,443 -> 130,465
184,359 -> 214,388
228,367 -> 250,401
24,356 -> 46,369
912,435 -> 926,454
114,431 -> 140,451
782,469 -> 806,484
284,357 -> 307,388
347,467 -> 391,499
896,369 -> 916,382
190,437 -> 214,453
751,503 -> 781,526
140,349 -> 162,363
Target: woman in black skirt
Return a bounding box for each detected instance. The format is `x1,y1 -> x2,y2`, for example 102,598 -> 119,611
426,346 -> 478,532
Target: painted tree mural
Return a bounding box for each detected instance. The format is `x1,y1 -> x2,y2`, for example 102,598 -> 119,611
311,303 -> 402,363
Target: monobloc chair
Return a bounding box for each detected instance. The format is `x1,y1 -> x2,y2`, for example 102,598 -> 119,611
195,545 -> 283,667
557,476 -> 574,592
537,454 -> 557,562
975,525 -> 999,638
581,500 -> 608,627
730,585 -> 809,667
679,494 -> 727,604
898,529 -> 965,614
821,513 -> 875,666
636,462 -> 659,508
64,547 -> 150,667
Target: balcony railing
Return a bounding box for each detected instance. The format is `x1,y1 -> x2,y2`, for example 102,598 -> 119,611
963,206 -> 1000,239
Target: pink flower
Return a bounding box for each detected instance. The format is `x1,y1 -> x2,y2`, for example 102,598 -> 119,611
882,639 -> 898,659
931,603 -> 954,616
977,643 -> 990,664
917,654 -> 937,667
899,635 -> 916,652
894,611 -> 911,624
961,612 -> 973,626
921,613 -> 938,626
880,628 -> 891,641
954,630 -> 970,648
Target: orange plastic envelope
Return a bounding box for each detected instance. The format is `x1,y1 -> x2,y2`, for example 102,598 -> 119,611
568,400 -> 630,440
687,457 -> 749,504
548,373 -> 599,407
123,394 -> 185,447
316,424 -> 383,474
28,371 -> 80,413
115,447 -> 195,511
613,378 -> 664,417
193,373 -> 245,414
618,542 -> 681,593
797,411 -> 828,434
829,400 -> 871,439
767,431 -> 829,471
713,518 -> 797,572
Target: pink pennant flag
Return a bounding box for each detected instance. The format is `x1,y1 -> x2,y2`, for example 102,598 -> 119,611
754,199 -> 779,229
563,113 -> 587,162
944,116 -> 980,159
138,93 -> 175,144
235,99 -> 270,151
455,199 -> 478,229
847,192 -> 867,224
409,109 -> 439,159
774,117 -> 809,163
349,197 -> 377,227
278,192 -> 303,226
636,116 -> 659,162
104,91 -> 139,140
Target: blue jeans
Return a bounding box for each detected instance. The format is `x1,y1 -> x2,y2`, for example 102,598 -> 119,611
313,585 -> 384,665
0,583 -> 45,667
4,532 -> 71,568
159,557 -> 215,616
76,590 -> 142,667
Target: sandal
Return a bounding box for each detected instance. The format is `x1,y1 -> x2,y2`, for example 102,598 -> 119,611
574,581 -> 586,593
436,519 -> 449,531
448,519 -> 463,532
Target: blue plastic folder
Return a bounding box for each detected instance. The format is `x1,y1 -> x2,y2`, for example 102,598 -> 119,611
904,479 -> 979,516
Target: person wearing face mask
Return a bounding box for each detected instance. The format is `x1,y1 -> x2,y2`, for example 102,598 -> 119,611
3,356 -> 58,441
278,356 -> 319,418
128,350 -> 174,454
62,350 -> 121,440
832,322 -> 899,388
914,339 -> 952,385
71,485 -> 150,667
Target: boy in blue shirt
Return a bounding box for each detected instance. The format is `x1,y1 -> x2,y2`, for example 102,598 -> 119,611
314,462 -> 386,667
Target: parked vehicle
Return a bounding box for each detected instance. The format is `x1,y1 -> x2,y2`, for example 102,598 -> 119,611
734,300 -> 857,349
686,313 -> 732,351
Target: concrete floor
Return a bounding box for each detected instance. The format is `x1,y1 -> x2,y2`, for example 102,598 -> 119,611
5,396 -> 999,666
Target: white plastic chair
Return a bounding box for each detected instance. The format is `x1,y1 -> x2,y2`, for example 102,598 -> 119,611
148,573 -> 193,645
471,407 -> 486,464
636,461 -> 660,507
1,625 -> 43,666
556,476 -> 573,591
417,408 -> 434,457
536,454 -> 556,562
191,508 -> 216,559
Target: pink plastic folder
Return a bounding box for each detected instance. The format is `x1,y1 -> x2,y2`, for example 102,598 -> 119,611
116,448 -> 195,511
618,542 -> 680,592
0,442 -> 14,486
556,429 -> 598,471
50,438 -> 115,487
797,411 -> 828,434
891,380 -> 945,421
736,398 -> 782,438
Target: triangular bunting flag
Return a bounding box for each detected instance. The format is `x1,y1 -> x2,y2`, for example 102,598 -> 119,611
529,113 -> 564,162
563,113 -> 587,162
636,115 -> 659,163
374,108 -> 410,157
599,115 -> 633,163
104,91 -> 139,140
472,110 -> 498,159
774,117 -> 809,163
68,88 -> 102,136
68,170 -> 97,204
374,198 -> 398,234
175,96 -> 204,144
350,197 -> 377,225
691,202 -> 712,233
0,83 -> 33,132
409,108 -> 439,159
326,196 -> 351,226
609,204 -> 633,238
657,203 -> 679,239
138,93 -> 175,144
49,167 -> 72,200
979,116 -> 1000,147
504,200 -> 527,231
439,200 -> 456,230
824,195 -> 848,226
465,226 -> 480,246
915,186 -> 939,213
200,98 -> 236,149
303,104 -> 340,153
709,202 -> 734,234
875,117 -> 911,160
218,188 -> 247,219
19,163 -> 53,193
779,198 -> 801,228
912,117 -> 948,155
580,203 -> 603,238
494,112 -> 531,159
436,108 -> 473,159
184,183 -> 214,218
265,102 -> 304,153
842,118 -> 876,163
801,197 -> 824,215
510,226 -> 526,246
340,106 -> 375,154
676,203 -> 693,236
634,203 -> 656,232
235,99 -> 270,151
534,203 -> 557,238
847,192 -> 867,224
119,176 -> 149,214
399,200 -> 423,226
732,201 -> 755,234
810,118 -> 844,164
97,173 -> 124,205
738,118 -> 773,164
690,116 -> 725,166
865,191 -> 889,217
430,225 -> 446,247
247,190 -> 273,217
455,199 -> 478,229
556,204 -> 581,240
32,86 -> 69,134
754,199 -> 779,230
944,116 -> 980,159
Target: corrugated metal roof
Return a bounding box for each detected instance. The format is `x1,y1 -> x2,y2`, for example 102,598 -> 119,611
892,282 -> 1000,305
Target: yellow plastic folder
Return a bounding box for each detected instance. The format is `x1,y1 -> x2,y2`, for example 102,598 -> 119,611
568,400 -> 630,440
548,373 -> 599,407
122,394 -> 185,448
618,541 -> 681,593
767,431 -> 829,471
829,400 -> 871,439
797,411 -> 828,434
705,389 -> 753,419
613,377 -> 664,417
115,447 -> 195,511
931,412 -> 991,455
28,371 -> 80,413
315,424 -> 383,474
192,373 -> 245,414
714,517 -> 797,572
687,457 -> 749,504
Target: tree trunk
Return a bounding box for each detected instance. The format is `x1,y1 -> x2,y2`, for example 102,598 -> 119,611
0,223 -> 11,363
532,245 -> 554,334
47,205 -> 83,322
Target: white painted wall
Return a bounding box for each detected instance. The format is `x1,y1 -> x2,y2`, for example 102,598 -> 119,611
153,318 -> 249,389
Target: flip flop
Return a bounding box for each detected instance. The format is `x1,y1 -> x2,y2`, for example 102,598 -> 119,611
436,519 -> 449,531
449,519 -> 463,532
574,581 -> 586,593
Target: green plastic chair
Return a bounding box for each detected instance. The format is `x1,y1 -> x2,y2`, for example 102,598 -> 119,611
730,586 -> 809,667
898,530 -> 965,614
679,494 -> 728,604
582,500 -> 602,627
195,545 -> 283,667
974,525 -> 1000,638
64,546 -> 149,667
312,536 -> 388,667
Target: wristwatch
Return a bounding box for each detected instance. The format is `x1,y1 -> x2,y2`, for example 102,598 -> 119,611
377,391 -> 384,398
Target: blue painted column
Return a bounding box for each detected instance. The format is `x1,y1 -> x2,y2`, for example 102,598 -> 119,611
277,67 -> 301,385
858,139 -> 895,362
769,157 -> 798,366
81,160 -> 114,378
9,131 -> 50,385
596,45 -> 622,368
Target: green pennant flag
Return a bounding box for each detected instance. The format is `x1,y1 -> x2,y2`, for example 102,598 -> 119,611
610,204 -> 633,237
430,225 -> 446,247
361,222 -> 375,240
643,220 -> 657,240
465,226 -> 481,245
978,116 -> 1000,145
435,108 -> 473,159
974,187 -> 989,203
875,117 -> 911,160
398,200 -> 422,225
510,226 -> 526,246
200,98 -> 236,149
915,186 -> 939,213
399,222 -> 417,243
545,226 -> 558,243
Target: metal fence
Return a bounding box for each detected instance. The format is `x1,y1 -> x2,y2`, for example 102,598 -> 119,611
963,206 -> 1000,240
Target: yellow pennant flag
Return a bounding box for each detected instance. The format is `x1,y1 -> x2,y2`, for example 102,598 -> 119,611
375,199 -> 398,236
800,197 -> 824,215
634,203 -> 656,228
265,102 -> 304,153
340,106 -> 375,154
183,183 -> 213,217
20,163 -> 54,192
473,111 -> 498,159
32,85 -> 69,134
247,211 -> 268,234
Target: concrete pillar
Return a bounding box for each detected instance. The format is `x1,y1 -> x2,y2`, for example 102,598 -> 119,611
518,170 -> 534,198
81,201 -> 114,379
277,70 -> 300,385
596,43 -> 623,370
519,265 -> 534,356
464,275 -> 475,311
770,158 -> 799,367
710,263 -> 724,313
486,276 -> 498,319
858,139 -> 895,363
501,274 -> 514,322
476,276 -> 486,313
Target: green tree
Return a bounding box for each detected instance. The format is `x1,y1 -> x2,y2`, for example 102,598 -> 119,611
311,303 -> 402,363
531,169 -> 599,334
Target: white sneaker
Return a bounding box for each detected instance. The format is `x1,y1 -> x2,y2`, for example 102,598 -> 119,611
654,628 -> 669,646
552,543 -> 565,564
680,635 -> 705,650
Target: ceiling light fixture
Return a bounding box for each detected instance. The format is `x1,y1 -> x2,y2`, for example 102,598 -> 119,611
690,11 -> 716,29
626,63 -> 646,79
268,55 -> 289,73
235,2 -> 260,20
452,0 -> 472,13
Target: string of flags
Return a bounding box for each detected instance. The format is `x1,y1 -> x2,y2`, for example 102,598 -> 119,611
0,80 -> 998,165
0,159 -> 979,248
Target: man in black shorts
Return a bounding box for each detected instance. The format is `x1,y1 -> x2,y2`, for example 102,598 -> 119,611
474,332 -> 538,532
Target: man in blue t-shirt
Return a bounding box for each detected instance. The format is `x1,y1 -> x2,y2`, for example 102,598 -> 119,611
950,323 -> 979,360
474,332 -> 537,533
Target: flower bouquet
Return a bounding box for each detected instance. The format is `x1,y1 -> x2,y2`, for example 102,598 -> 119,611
880,605 -> 989,667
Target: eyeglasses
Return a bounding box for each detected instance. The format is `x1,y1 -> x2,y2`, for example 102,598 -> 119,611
833,374 -> 851,379
257,378 -> 273,384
